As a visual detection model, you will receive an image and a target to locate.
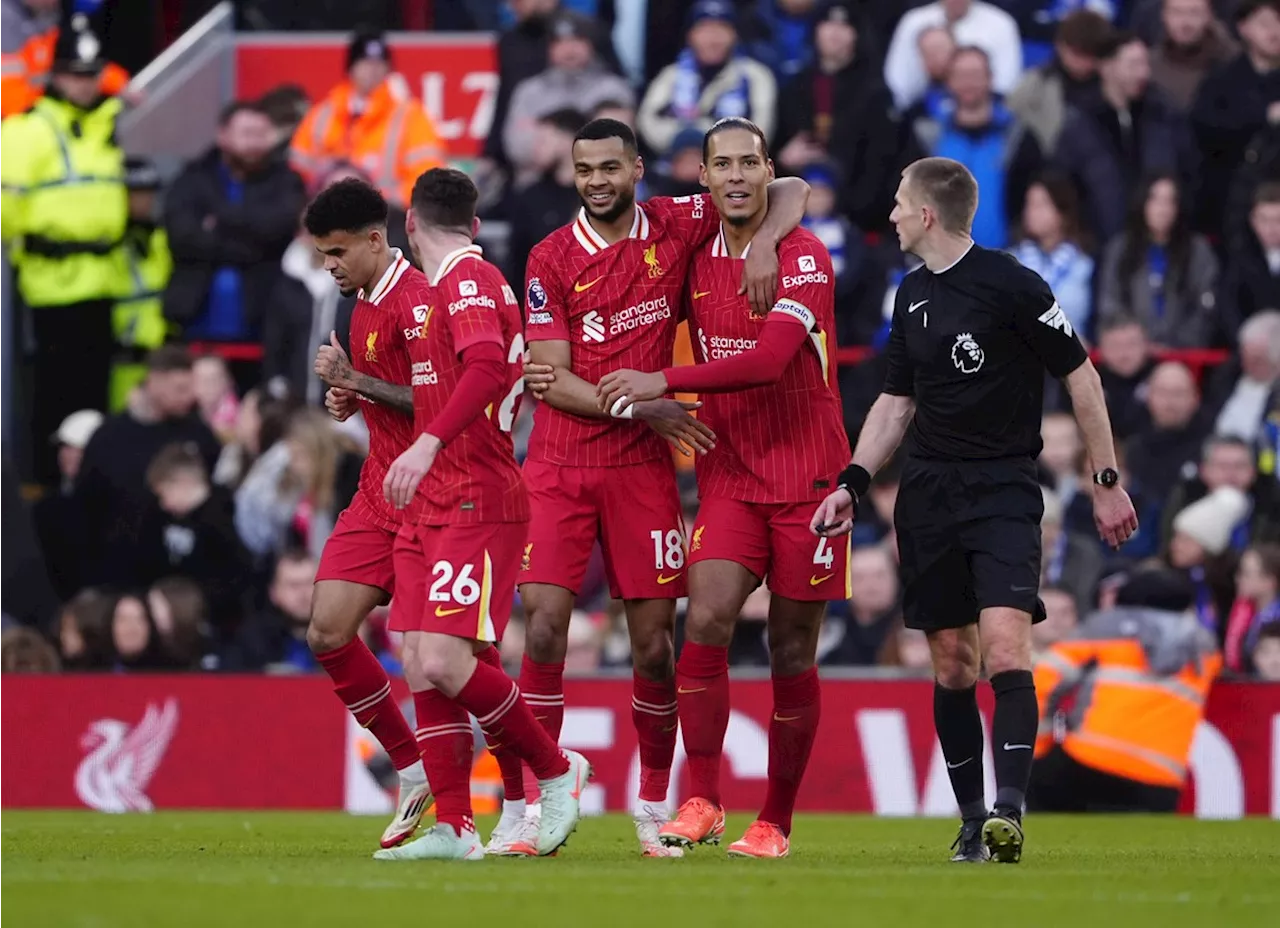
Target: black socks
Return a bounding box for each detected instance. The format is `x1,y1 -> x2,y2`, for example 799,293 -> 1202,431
933,682 -> 987,821
990,669 -> 1037,817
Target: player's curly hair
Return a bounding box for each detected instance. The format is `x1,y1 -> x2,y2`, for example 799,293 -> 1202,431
303,177 -> 388,238
410,167 -> 477,235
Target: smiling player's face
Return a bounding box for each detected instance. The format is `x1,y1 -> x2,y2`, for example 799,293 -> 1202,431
573,137 -> 641,223
701,128 -> 773,227
313,227 -> 383,298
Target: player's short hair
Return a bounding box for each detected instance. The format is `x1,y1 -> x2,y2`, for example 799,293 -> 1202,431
147,344 -> 193,373
304,177 -> 388,238
702,117 -> 770,163
902,157 -> 978,234
1055,10 -> 1113,57
146,441 -> 208,489
1097,29 -> 1143,61
410,167 -> 478,235
218,99 -> 269,126
573,117 -> 638,157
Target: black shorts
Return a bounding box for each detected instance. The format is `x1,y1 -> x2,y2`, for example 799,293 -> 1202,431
893,456 -> 1046,632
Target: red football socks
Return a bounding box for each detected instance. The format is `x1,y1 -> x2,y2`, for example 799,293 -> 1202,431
475,645 -> 526,801
317,639 -> 420,771
412,689 -> 475,836
519,655 -> 565,741
675,642 -> 730,806
455,658 -> 569,781
759,667 -> 821,836
632,672 -> 677,803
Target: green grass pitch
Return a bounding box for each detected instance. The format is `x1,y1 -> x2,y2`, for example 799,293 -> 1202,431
3,812 -> 1278,927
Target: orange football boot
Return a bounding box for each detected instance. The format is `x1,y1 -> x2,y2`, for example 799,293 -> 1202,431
657,797 -> 726,848
726,820 -> 790,858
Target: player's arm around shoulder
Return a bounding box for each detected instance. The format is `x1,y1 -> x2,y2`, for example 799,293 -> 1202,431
735,177 -> 811,315
772,233 -> 836,330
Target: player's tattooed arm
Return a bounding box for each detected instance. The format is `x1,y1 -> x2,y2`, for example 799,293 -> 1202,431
315,331 -> 413,414
739,177 -> 810,315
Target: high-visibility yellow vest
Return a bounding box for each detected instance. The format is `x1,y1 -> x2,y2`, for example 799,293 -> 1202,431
0,93 -> 126,307
109,224 -> 173,411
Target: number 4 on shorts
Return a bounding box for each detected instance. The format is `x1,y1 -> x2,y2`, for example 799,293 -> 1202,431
813,537 -> 834,570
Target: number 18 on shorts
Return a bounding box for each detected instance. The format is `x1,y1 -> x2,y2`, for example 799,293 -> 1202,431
389,521 -> 527,641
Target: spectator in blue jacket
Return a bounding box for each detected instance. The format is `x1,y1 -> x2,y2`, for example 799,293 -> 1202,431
906,45 -> 1043,247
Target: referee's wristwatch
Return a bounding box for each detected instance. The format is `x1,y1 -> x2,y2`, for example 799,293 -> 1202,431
1092,467 -> 1119,489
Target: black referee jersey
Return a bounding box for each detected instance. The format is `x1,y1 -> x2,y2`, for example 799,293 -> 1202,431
884,244 -> 1089,461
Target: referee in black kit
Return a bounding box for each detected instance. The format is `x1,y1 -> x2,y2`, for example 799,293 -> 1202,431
811,158 -> 1137,864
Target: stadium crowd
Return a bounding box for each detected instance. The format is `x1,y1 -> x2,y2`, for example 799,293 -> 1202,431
1,0 -> 1278,688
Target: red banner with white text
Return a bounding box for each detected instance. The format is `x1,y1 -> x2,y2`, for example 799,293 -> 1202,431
235,35 -> 498,161
3,676 -> 1276,817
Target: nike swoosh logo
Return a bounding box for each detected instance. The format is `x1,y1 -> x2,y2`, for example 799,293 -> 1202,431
574,277 -> 604,293
1003,742 -> 1033,751
657,574 -> 679,585
677,686 -> 706,695
1010,585 -> 1037,593
434,605 -> 466,617
946,757 -> 973,769
810,574 -> 833,586
773,714 -> 802,722
908,300 -> 928,313
660,724 -> 678,733
692,290 -> 711,300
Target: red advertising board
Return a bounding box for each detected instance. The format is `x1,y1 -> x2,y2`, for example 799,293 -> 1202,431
3,676 -> 1276,818
235,34 -> 499,160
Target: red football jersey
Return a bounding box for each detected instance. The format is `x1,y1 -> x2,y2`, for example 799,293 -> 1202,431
346,250 -> 424,531
409,244 -> 528,525
686,226 -> 849,503
524,196 -> 720,466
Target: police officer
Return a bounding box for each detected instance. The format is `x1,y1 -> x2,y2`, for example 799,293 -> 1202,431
0,15 -> 126,484
110,156 -> 173,412
811,158 -> 1138,864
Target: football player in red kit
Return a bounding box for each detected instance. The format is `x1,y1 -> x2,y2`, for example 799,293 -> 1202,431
372,168 -> 589,861
597,119 -> 849,859
510,117 -> 811,857
303,178 -> 433,849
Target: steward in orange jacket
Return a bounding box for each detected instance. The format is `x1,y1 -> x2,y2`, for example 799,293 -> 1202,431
1029,568 -> 1221,813
1,2 -> 128,118
289,30 -> 443,208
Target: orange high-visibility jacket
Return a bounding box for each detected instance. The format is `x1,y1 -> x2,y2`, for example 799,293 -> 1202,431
289,76 -> 444,208
1,23 -> 128,119
1034,606 -> 1221,789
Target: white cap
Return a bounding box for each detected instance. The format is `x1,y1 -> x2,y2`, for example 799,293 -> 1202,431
1172,486 -> 1251,557
53,409 -> 104,449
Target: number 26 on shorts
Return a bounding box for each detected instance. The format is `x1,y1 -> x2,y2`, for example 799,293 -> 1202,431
429,559 -> 481,607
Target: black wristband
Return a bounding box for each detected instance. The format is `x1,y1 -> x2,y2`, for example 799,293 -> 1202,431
837,463 -> 871,498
